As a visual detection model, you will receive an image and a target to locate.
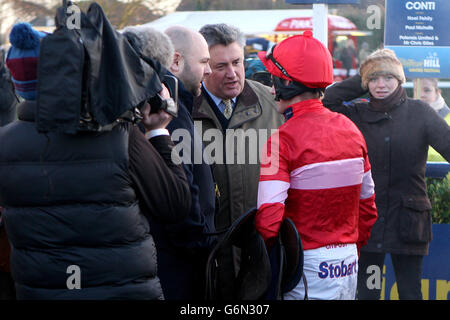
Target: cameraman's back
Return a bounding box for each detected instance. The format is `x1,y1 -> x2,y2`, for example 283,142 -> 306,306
0,13 -> 191,300
0,113 -> 162,299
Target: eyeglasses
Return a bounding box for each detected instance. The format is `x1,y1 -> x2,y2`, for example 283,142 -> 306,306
266,44 -> 294,81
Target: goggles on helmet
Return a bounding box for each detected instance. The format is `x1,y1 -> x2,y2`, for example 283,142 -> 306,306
266,44 -> 294,81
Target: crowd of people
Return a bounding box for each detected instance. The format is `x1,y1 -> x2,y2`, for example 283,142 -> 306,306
0,5 -> 449,301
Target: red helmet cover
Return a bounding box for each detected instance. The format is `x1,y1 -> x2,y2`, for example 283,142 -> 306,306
258,31 -> 333,88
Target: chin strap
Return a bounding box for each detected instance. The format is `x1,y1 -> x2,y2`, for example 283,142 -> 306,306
273,76 -> 322,101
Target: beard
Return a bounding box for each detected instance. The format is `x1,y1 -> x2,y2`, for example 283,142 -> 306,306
180,63 -> 202,97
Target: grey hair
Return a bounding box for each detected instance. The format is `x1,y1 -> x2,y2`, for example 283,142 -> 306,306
122,25 -> 174,69
199,23 -> 246,49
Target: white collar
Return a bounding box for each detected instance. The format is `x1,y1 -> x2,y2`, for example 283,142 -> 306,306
429,94 -> 446,112
202,82 -> 237,107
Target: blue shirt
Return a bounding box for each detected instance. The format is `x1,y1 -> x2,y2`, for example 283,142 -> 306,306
202,83 -> 236,115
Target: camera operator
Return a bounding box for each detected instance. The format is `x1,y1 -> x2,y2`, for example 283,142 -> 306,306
0,23 -> 191,300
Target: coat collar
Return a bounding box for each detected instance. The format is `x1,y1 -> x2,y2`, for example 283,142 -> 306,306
360,95 -> 407,124
177,78 -> 194,115
286,99 -> 325,120
193,80 -> 262,129
437,103 -> 450,119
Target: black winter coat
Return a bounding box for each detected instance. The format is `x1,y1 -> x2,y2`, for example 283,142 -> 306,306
149,78 -> 217,299
323,75 -> 450,255
0,101 -> 190,299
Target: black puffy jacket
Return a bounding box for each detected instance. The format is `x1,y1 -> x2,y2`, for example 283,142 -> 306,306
0,101 -> 170,299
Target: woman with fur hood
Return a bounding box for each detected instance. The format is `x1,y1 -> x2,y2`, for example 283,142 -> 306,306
323,48 -> 450,300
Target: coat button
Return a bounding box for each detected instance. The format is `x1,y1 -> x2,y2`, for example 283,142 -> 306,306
379,217 -> 385,222
377,243 -> 382,249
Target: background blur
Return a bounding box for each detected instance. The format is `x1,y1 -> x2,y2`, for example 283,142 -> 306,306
0,0 -> 447,101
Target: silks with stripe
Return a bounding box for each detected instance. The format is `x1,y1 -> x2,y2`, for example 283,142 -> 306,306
255,99 -> 377,251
